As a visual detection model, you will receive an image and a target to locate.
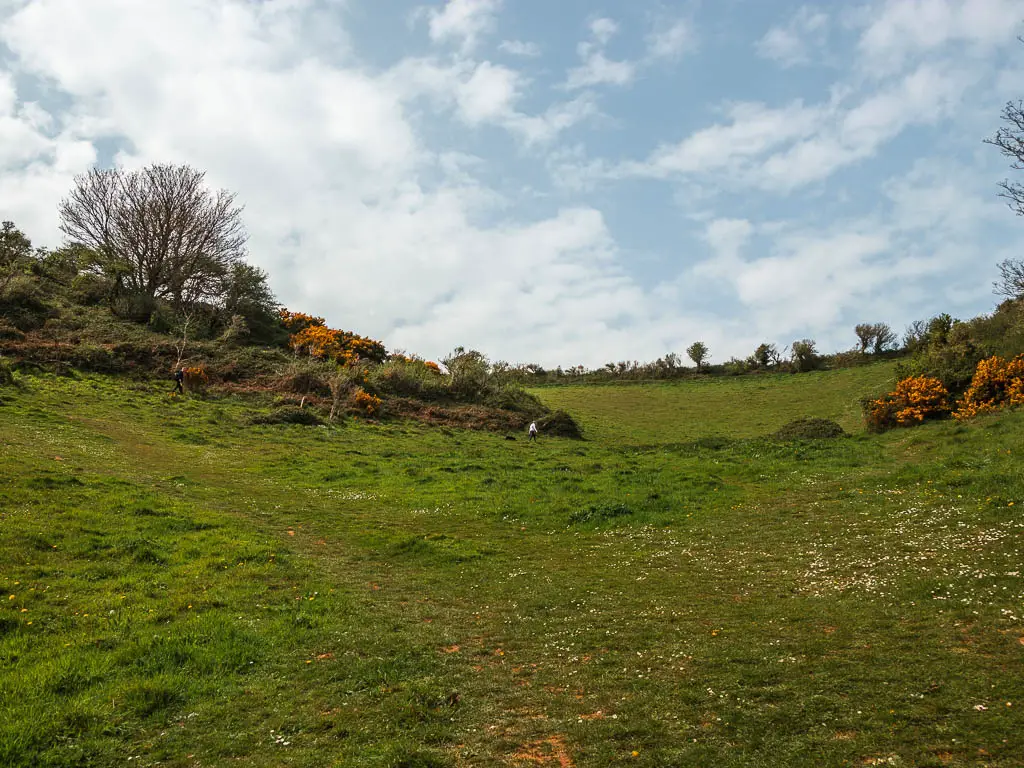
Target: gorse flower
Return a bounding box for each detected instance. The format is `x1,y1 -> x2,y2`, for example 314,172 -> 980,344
280,307 -> 387,365
352,388 -> 382,417
866,376 -> 949,431
953,354 -> 1024,421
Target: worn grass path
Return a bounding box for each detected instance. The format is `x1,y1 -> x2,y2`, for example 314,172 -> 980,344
1,367 -> 1023,767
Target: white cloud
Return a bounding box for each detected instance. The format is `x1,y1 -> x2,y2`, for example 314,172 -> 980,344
386,56 -> 592,144
498,39 -> 540,57
623,99 -> 830,179
756,6 -> 828,68
646,19 -> 694,62
683,153 -> 1023,351
0,0 -> 657,367
565,50 -> 636,90
856,0 -> 1022,75
563,15 -> 637,90
427,0 -> 502,54
589,17 -> 619,46
618,60 -> 978,192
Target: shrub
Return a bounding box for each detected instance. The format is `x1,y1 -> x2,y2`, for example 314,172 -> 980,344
773,418 -> 847,440
569,502 -> 633,525
218,314 -> 250,346
865,376 -> 949,432
790,339 -> 820,372
953,354 -> 1024,420
248,406 -> 323,426
277,360 -> 332,396
0,358 -> 13,386
183,366 -> 209,393
0,274 -> 53,331
287,320 -> 387,365
828,350 -> 870,369
537,410 -> 583,439
0,324 -> 25,341
367,359 -> 447,400
484,385 -> 545,415
351,387 -> 382,417
70,273 -> 111,306
443,347 -> 490,400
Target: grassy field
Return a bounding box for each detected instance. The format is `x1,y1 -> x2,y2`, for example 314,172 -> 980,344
1,363 -> 1023,767
530,364 -> 898,444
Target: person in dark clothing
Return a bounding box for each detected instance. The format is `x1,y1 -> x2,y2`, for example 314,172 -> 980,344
173,368 -> 184,394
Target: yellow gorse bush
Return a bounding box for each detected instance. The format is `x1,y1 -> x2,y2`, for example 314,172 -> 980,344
953,354 -> 1024,421
866,375 -> 949,431
279,307 -> 387,365
352,388 -> 382,417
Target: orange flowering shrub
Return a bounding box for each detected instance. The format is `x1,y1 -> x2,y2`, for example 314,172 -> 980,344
351,387 -> 382,417
424,361 -> 442,375
182,366 -> 209,392
279,309 -> 325,334
865,376 -> 949,431
282,309 -> 387,365
953,354 -> 1024,421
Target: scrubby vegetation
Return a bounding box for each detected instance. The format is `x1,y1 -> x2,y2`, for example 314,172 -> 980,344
0,165 -> 548,434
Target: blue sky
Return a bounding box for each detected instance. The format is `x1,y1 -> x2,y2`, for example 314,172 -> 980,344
1,0 -> 1023,366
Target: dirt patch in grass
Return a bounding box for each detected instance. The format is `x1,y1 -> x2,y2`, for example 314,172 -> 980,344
509,735 -> 574,767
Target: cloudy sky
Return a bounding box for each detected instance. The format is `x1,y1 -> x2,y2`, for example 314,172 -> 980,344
2,0 -> 1023,367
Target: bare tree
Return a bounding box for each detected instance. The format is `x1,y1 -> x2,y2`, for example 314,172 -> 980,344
871,323 -> 897,354
59,164 -> 248,312
903,319 -> 928,352
986,86 -> 1024,299
995,258 -> 1024,299
985,98 -> 1024,217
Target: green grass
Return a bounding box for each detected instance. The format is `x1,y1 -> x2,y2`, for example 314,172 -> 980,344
1,365 -> 1023,767
531,363 -> 898,443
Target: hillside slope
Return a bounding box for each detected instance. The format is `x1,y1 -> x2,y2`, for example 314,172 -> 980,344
531,362 -> 897,443
2,369 -> 1023,767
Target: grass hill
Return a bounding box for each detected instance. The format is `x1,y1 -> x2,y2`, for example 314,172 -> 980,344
531,363 -> 898,444
2,364 -> 1023,766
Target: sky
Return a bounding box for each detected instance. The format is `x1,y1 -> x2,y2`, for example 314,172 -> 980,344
1,0 -> 1023,368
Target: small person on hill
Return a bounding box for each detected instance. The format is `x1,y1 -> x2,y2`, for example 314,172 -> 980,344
173,367 -> 184,394
528,421 -> 538,441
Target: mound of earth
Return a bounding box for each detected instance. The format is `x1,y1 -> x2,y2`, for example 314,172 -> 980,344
537,410 -> 584,439
772,417 -> 847,440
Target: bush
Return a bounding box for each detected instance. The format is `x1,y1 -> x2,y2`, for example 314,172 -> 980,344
0,275 -> 54,331
367,359 -> 447,400
953,354 -> 1024,420
484,385 -> 545,415
827,350 -> 870,369
0,324 -> 25,341
0,358 -> 13,386
865,376 -> 949,432
69,273 -> 111,306
350,387 -> 382,417
248,406 -> 323,426
277,360 -> 332,396
773,418 -> 847,440
537,410 -> 583,439
569,502 -> 633,525
218,314 -> 250,346
182,366 -> 209,393
443,347 -> 490,400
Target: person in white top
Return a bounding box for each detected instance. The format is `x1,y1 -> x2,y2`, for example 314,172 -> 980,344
528,422 -> 538,441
